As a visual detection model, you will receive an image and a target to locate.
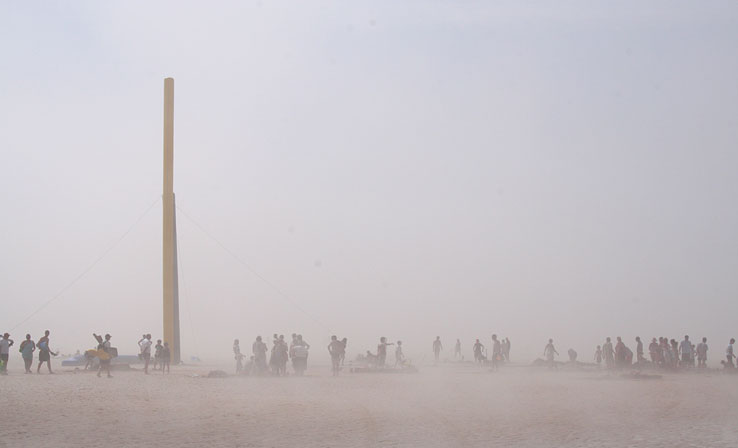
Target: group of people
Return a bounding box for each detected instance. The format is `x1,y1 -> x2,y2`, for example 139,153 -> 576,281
234,334 -> 314,377
0,330 -> 57,375
468,335 -> 512,368
590,335 -> 737,371
137,334 -> 172,374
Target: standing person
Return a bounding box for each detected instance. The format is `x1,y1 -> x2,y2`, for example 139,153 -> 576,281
454,339 -> 462,359
432,337 -> 443,363
328,336 -> 343,376
395,341 -> 405,367
377,337 -> 394,368
594,345 -> 603,367
679,335 -> 693,368
161,342 -> 171,374
252,336 -> 268,375
649,338 -> 660,363
96,333 -> 113,378
290,341 -> 309,376
0,333 -> 14,374
602,337 -> 614,369
503,338 -> 511,362
153,339 -> 164,371
473,339 -> 485,363
233,339 -> 244,374
339,338 -> 348,366
614,337 -> 626,368
37,330 -> 57,374
491,334 -> 502,370
670,339 -> 680,366
635,337 -> 645,364
138,334 -> 153,374
543,339 -> 559,369
726,338 -> 735,368
20,334 -> 35,374
696,337 -> 708,368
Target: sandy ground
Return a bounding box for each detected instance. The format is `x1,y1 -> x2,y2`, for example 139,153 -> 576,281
1,361 -> 737,448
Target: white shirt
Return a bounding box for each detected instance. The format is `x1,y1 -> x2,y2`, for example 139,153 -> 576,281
0,339 -> 11,355
139,339 -> 152,354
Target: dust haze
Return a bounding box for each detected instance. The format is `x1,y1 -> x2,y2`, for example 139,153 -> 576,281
1,1 -> 738,447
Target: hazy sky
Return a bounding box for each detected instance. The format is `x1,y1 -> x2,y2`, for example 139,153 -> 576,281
1,1 -> 737,362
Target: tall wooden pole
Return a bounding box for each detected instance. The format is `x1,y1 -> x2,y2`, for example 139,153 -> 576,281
163,77 -> 181,364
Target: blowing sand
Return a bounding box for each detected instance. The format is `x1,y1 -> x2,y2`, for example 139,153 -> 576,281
2,362 -> 737,448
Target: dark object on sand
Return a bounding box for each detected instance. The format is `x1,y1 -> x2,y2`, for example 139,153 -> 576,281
208,370 -> 228,378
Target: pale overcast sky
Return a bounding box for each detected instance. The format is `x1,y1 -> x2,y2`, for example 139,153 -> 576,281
1,1 -> 737,361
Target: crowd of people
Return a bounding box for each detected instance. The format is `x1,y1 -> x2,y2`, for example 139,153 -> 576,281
3,329 -> 738,377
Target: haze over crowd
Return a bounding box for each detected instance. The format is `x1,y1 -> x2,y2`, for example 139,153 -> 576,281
1,1 -> 737,362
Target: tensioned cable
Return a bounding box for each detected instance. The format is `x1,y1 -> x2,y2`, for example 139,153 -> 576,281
10,197 -> 161,331
175,204 -> 332,333
175,229 -> 200,357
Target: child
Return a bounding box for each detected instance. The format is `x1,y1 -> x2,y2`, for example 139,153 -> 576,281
161,342 -> 171,374
153,339 -> 164,370
594,345 -> 603,367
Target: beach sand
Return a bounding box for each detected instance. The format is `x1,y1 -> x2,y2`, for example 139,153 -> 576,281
2,362 -> 737,447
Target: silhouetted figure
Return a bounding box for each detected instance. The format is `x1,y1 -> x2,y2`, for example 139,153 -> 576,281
594,345 -> 602,367
138,334 -> 153,374
433,337 -> 443,363
670,339 -> 680,365
726,338 -> 735,368
328,335 -> 343,376
19,334 -> 35,374
0,333 -> 14,374
37,330 -> 57,374
252,336 -> 268,374
154,339 -> 164,371
97,333 -> 113,378
454,339 -> 462,359
161,342 -> 171,374
233,339 -> 244,374
679,336 -> 692,367
649,338 -> 660,363
602,337 -> 614,369
377,337 -> 394,367
635,337 -> 644,363
503,338 -> 511,362
473,339 -> 485,363
567,348 -> 577,363
696,337 -> 708,368
491,334 -> 502,370
543,339 -> 558,369
340,338 -> 348,366
395,341 -> 405,366
614,337 -> 626,368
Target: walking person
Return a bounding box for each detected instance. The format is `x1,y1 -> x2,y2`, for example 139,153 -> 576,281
138,334 -> 153,374
454,339 -> 462,359
432,337 -> 443,363
503,338 -> 511,362
543,339 -> 559,369
20,334 -> 35,374
473,339 -> 485,364
36,330 -> 57,374
96,333 -> 113,378
339,338 -> 348,366
648,338 -> 660,363
635,337 -> 645,364
0,333 -> 14,374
